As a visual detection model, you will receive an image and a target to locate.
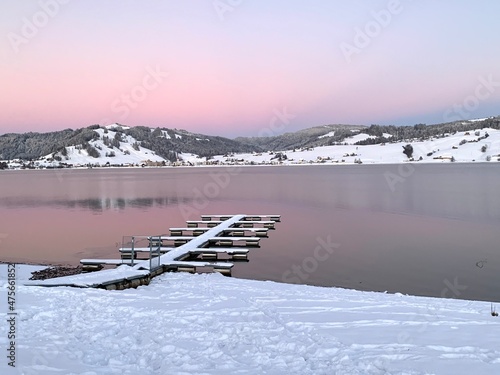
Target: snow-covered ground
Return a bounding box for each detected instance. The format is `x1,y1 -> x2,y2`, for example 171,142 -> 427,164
0,264 -> 47,281
1,266 -> 499,374
210,128 -> 500,166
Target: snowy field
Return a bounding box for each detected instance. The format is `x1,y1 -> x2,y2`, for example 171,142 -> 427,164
208,128 -> 500,166
1,265 -> 499,374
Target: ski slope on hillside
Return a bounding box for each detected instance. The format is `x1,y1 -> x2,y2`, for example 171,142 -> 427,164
1,267 -> 499,374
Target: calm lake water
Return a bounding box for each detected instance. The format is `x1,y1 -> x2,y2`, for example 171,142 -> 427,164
0,164 -> 499,302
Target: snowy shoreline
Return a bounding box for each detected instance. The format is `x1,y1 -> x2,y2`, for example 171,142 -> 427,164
1,158 -> 498,173
1,265 -> 499,374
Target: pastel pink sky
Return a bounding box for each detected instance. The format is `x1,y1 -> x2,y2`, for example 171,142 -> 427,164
1,0 -> 499,137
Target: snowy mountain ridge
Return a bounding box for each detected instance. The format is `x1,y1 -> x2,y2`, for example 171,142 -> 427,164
1,118 -> 500,169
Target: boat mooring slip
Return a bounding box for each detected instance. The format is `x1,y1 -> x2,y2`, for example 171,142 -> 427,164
24,214 -> 280,290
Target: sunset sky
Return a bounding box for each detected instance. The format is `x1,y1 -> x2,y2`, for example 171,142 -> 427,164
1,0 -> 499,137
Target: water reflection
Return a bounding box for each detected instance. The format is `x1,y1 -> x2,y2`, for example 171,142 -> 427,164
0,196 -> 192,212
1,165 -> 500,302
1,165 -> 499,221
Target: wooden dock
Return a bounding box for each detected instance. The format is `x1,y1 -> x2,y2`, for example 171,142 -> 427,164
24,214 -> 280,290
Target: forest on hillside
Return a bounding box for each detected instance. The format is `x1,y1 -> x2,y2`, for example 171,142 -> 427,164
1,117 -> 498,160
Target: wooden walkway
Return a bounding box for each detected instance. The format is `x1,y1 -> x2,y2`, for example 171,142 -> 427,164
24,214 -> 280,289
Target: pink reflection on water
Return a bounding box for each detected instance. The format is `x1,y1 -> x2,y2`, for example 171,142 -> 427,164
0,166 -> 499,302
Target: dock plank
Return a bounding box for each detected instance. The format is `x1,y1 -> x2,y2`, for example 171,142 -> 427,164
24,266 -> 149,288
169,261 -> 234,269
80,259 -> 141,265
187,220 -> 276,224
189,248 -> 249,254
209,237 -> 261,242
118,247 -> 174,253
170,228 -> 268,233
202,214 -> 280,220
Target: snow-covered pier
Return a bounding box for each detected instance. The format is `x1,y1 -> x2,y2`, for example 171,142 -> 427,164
24,214 -> 280,290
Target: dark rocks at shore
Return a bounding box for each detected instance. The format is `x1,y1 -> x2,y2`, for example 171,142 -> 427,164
30,266 -> 83,280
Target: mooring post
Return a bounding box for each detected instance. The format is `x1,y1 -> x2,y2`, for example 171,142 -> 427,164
149,235 -> 161,271
149,236 -> 152,271
130,236 -> 135,267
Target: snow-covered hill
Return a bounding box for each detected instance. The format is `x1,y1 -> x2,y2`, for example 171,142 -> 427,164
3,125 -> 500,169
0,123 -> 257,168
212,128 -> 500,166
5,125 -> 197,169
40,126 -> 166,167
1,266 -> 499,374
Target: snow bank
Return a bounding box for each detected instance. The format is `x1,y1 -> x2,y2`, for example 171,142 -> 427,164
1,268 -> 499,374
0,264 -> 47,281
